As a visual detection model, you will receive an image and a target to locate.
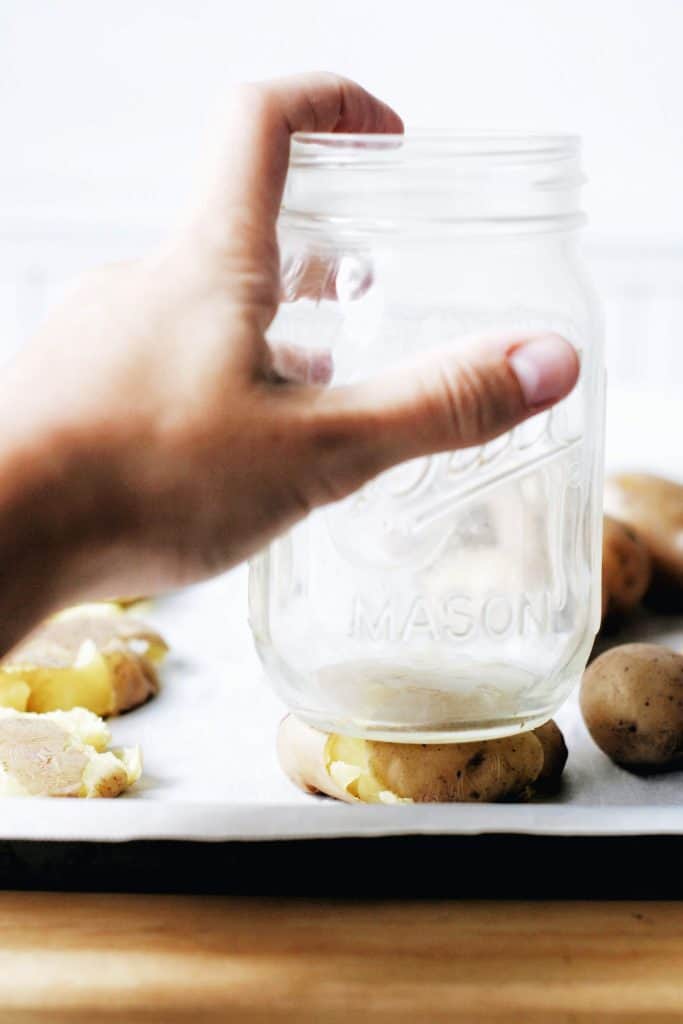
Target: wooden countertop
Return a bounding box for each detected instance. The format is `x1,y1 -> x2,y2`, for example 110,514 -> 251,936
2,893 -> 683,1022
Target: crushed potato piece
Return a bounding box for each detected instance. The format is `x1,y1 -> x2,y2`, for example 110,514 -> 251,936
0,604 -> 167,716
278,715 -> 566,804
0,707 -> 141,797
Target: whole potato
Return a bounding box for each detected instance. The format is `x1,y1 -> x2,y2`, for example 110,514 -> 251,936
601,515 -> 652,623
278,715 -> 566,803
581,643 -> 683,767
604,474 -> 683,610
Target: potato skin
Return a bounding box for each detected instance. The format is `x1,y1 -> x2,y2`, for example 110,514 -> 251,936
533,720 -> 568,793
581,643 -> 683,767
604,474 -> 683,609
276,714 -> 347,800
366,733 -> 544,803
601,515 -> 652,622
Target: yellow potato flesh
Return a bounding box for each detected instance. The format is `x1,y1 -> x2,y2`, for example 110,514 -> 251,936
137,637 -> 167,664
0,650 -> 114,716
0,677 -> 30,711
327,734 -> 411,804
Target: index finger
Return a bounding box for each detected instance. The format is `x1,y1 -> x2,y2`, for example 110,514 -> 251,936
201,72 -> 403,248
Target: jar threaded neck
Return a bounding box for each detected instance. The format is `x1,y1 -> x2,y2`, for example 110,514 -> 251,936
284,132 -> 585,233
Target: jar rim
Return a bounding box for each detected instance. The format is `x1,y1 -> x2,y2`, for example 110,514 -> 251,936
291,131 -> 581,164
285,131 -> 585,233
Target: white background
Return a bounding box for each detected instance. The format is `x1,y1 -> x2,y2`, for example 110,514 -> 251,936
1,0 -> 682,236
1,0 -> 682,471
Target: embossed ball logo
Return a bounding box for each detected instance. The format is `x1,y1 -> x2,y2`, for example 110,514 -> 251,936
325,406 -> 581,570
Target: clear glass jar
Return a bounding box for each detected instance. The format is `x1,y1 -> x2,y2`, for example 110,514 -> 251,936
249,133 -> 605,742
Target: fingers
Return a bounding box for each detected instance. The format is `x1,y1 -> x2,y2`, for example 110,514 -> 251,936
280,250 -> 340,303
268,343 -> 334,385
288,331 -> 579,505
197,73 -> 403,262
280,249 -> 374,304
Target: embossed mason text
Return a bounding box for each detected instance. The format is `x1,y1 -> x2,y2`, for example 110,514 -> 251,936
349,591 -> 553,643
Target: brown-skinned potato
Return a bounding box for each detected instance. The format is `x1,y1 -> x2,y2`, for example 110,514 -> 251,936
601,515 -> 652,623
278,716 -> 567,803
604,474 -> 683,611
581,643 -> 683,768
533,720 -> 569,793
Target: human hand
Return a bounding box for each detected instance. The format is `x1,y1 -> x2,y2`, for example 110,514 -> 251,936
0,72 -> 578,646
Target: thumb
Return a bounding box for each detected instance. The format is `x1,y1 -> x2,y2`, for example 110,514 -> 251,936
295,332 -> 579,504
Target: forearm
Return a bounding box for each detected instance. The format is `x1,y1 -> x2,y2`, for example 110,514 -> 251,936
0,424 -> 77,651
0,406 -> 134,653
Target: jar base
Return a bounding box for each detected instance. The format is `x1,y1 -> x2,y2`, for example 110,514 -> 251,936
293,706 -> 562,744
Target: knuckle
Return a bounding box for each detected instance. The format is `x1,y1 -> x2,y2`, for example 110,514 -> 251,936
301,410 -> 382,507
231,81 -> 269,118
311,70 -> 344,89
305,422 -> 358,505
434,358 -> 519,445
302,72 -> 345,130
304,70 -> 346,101
282,477 -> 315,520
433,359 -> 484,444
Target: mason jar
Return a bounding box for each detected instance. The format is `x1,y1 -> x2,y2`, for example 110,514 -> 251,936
249,133 -> 605,742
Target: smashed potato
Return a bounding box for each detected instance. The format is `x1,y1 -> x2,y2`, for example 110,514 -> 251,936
601,515 -> 652,623
533,719 -> 569,793
581,643 -> 683,768
0,604 -> 167,717
278,715 -> 567,803
0,706 -> 141,797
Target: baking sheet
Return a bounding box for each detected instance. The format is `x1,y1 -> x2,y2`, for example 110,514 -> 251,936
1,563 -> 683,843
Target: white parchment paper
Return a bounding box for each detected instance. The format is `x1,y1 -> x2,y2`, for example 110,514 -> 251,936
1,564 -> 682,842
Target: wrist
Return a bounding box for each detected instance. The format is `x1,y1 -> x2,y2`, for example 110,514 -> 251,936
0,410 -> 135,650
